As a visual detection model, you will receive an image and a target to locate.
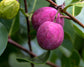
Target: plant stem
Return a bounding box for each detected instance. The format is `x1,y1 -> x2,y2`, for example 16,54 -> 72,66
8,38 -> 59,67
23,0 -> 34,67
46,0 -> 84,28
8,18 -> 15,36
31,0 -> 37,13
60,16 -> 71,19
29,0 -> 37,21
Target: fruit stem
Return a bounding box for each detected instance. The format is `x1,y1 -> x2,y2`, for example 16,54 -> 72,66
46,0 -> 84,28
60,15 -> 71,19
23,0 -> 34,67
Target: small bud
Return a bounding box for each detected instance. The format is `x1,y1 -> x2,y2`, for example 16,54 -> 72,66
0,0 -> 20,19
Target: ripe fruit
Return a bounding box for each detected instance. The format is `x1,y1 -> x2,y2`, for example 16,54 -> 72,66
32,7 -> 64,30
32,7 -> 57,30
0,0 -> 20,19
56,14 -> 64,27
37,21 -> 64,50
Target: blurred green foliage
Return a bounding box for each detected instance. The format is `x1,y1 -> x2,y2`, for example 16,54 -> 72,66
0,0 -> 84,67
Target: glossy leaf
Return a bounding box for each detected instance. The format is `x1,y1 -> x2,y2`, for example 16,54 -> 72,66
0,23 -> 8,56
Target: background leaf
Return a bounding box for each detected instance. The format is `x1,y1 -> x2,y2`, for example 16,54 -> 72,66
71,8 -> 84,39
61,50 -> 80,67
0,23 -> 8,56
17,51 -> 50,64
58,32 -> 73,57
9,53 -> 50,67
9,12 -> 20,36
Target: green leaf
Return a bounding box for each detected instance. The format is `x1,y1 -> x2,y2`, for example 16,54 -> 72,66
65,5 -> 84,38
74,6 -> 82,16
72,1 -> 84,7
71,8 -> 84,39
49,50 -> 57,63
73,24 -> 84,38
0,19 -> 12,32
61,49 -> 80,67
35,0 -> 49,10
59,46 -> 71,58
65,0 -> 80,6
58,32 -> 73,57
0,23 -> 8,56
64,19 -> 75,40
9,53 -> 50,67
9,12 -> 20,36
17,51 -> 50,64
64,1 -> 83,10
71,0 -> 81,4
64,1 -> 83,16
74,34 -> 84,50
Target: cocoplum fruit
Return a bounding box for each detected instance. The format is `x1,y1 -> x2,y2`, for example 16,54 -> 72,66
32,7 -> 64,30
37,21 -> 64,50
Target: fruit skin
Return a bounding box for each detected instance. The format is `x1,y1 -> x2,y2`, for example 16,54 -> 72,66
32,7 -> 64,30
37,21 -> 64,50
32,7 -> 57,30
0,0 -> 20,19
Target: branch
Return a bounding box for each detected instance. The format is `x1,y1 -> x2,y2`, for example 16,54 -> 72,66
46,0 -> 84,28
24,0 -> 34,67
24,0 -> 32,52
8,38 -> 59,67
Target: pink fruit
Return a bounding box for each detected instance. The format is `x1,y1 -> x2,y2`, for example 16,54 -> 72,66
56,14 -> 64,27
37,21 -> 64,50
32,7 -> 64,30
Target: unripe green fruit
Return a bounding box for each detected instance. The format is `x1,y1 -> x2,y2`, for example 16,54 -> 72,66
37,21 -> 64,50
0,0 -> 20,19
